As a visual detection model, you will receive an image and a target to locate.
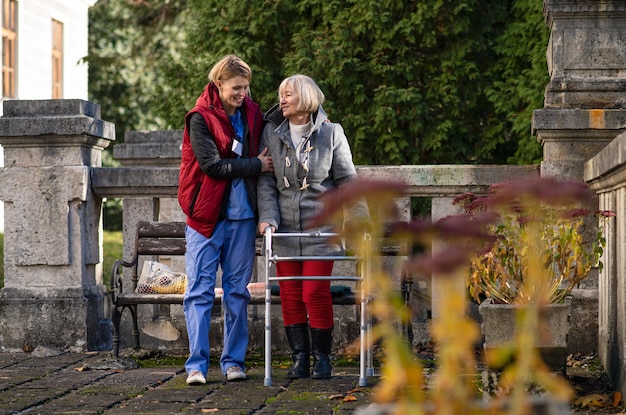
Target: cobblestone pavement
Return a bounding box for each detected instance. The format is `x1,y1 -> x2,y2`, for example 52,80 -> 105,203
0,350 -> 378,415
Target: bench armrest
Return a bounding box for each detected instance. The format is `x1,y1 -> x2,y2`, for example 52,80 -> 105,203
110,257 -> 138,302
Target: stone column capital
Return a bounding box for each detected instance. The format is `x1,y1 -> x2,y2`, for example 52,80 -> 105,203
0,99 -> 114,148
542,1 -> 626,108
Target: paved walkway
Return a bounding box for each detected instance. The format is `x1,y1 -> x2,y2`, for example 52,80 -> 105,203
0,349 -> 378,415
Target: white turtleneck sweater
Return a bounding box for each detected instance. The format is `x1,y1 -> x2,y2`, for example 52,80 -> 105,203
289,121 -> 312,161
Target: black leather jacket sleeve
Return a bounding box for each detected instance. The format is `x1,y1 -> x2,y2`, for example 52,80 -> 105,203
189,113 -> 262,179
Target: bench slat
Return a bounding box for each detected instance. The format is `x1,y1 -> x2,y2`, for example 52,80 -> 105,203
138,221 -> 186,237
137,238 -> 186,256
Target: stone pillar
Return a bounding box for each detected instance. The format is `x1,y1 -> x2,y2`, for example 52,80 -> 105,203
112,130 -> 188,351
534,0 -> 626,180
112,129 -> 185,254
533,0 -> 626,355
0,100 -> 114,351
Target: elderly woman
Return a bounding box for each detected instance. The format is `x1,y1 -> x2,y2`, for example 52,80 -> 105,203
257,74 -> 368,379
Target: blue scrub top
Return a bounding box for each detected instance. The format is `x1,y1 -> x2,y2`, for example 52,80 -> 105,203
227,109 -> 254,220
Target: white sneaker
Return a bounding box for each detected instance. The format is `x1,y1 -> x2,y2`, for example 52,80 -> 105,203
226,365 -> 246,381
186,370 -> 206,385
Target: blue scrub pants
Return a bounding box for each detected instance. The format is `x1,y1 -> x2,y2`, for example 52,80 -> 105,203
183,218 -> 255,376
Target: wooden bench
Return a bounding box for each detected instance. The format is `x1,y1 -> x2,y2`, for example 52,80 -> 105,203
109,221 -> 362,357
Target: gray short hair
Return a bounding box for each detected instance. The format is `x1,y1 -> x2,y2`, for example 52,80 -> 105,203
278,74 -> 325,113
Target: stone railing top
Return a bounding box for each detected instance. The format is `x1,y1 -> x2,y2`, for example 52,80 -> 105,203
91,164 -> 540,199
123,130 -> 183,144
585,131 -> 626,190
357,165 -> 539,196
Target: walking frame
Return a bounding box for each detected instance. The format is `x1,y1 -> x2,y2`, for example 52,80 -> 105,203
263,228 -> 374,387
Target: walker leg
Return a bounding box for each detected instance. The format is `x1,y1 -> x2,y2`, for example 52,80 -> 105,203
264,317 -> 272,386
359,294 -> 367,387
264,232 -> 273,386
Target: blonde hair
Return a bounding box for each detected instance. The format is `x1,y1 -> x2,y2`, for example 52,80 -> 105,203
278,74 -> 325,113
208,55 -> 252,83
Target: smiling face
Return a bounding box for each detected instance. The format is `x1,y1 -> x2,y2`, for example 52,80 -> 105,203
280,83 -> 310,124
217,76 -> 250,115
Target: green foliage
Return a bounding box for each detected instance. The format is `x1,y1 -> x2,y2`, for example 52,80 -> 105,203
89,0 -> 550,166
485,0 -> 550,164
87,0 -> 187,140
103,230 -> 123,288
153,0 -> 296,123
101,151 -> 123,231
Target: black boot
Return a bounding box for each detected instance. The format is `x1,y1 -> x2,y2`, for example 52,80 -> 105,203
285,323 -> 310,379
310,327 -> 333,379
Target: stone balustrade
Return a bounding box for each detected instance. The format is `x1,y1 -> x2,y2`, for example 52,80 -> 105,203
96,129 -> 539,352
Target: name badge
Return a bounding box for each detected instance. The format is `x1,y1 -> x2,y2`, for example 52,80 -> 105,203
232,139 -> 243,156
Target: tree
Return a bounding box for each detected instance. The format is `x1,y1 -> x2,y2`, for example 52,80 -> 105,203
87,0 -> 187,141
88,0 -> 549,166
485,0 -> 549,164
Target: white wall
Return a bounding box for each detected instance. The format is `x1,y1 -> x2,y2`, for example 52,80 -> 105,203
0,0 -> 95,232
16,0 -> 94,99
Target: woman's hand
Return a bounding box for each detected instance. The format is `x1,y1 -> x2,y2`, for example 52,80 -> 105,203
259,222 -> 276,235
258,148 -> 273,172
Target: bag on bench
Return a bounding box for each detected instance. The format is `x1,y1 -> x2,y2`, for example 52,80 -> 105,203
136,261 -> 187,294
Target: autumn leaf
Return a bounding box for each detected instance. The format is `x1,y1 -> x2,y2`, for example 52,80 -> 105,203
573,393 -> 609,407
613,391 -> 622,407
201,409 -> 219,413
343,395 -> 358,402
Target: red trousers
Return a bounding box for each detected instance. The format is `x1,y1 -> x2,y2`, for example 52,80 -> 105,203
276,260 -> 334,329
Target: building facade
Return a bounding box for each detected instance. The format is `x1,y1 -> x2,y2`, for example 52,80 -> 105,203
0,0 -> 95,231
2,0 -> 94,101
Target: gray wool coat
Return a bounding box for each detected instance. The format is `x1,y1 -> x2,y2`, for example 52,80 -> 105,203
257,104 -> 367,256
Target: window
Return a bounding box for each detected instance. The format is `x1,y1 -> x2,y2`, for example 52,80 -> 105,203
52,19 -> 63,98
2,0 -> 16,98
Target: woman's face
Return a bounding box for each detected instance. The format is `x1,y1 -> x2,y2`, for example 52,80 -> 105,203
217,76 -> 250,115
280,84 -> 309,122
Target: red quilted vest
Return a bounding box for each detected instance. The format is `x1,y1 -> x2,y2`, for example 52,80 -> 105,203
178,82 -> 262,237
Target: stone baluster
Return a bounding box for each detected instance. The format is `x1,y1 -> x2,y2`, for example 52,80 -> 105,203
112,129 -> 187,350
